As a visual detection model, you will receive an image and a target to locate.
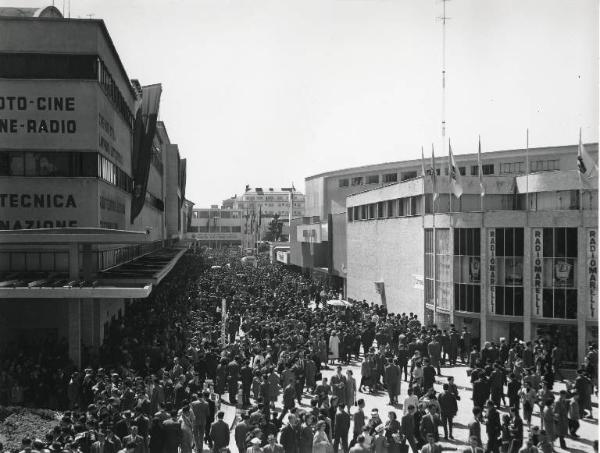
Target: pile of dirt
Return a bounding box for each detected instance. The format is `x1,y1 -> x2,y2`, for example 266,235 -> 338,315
0,406 -> 61,452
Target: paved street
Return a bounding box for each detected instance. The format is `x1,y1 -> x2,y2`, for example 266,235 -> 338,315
223,358 -> 597,453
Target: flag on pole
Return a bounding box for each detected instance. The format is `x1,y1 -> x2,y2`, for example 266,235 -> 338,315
431,144 -> 438,201
477,136 -> 485,197
578,128 -> 598,189
258,205 -> 262,228
421,146 -> 426,176
448,139 -> 464,198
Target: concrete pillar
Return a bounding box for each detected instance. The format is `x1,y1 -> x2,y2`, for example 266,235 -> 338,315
523,226 -> 532,342
68,299 -> 82,369
68,243 -> 81,368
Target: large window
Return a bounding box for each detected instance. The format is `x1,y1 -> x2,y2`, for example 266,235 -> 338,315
383,173 -> 398,183
0,151 -> 98,177
494,228 -> 524,316
401,171 -> 418,181
454,229 -> 481,313
542,228 -> 578,319
500,162 -> 525,174
351,177 -> 363,186
367,175 -> 380,184
0,53 -> 97,79
425,229 -> 452,311
338,178 -> 349,188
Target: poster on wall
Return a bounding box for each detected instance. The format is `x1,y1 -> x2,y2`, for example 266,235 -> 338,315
469,257 -> 481,282
488,229 -> 496,313
505,257 -> 523,285
589,229 -> 597,318
532,228 -> 543,316
553,259 -> 574,287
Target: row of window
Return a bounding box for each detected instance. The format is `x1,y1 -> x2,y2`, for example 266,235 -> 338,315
347,196 -> 422,221
0,151 -> 133,193
338,159 -> 564,188
427,227 -> 580,319
188,226 -> 242,233
193,210 -> 242,219
0,53 -> 136,130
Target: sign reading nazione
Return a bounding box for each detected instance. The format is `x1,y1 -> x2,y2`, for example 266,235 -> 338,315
0,192 -> 79,229
532,229 -> 544,316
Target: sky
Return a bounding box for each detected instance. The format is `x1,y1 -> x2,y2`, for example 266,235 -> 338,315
5,0 -> 598,206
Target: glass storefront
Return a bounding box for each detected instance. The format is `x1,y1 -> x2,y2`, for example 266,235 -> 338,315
542,228 -> 578,319
454,228 -> 481,313
535,324 -> 578,368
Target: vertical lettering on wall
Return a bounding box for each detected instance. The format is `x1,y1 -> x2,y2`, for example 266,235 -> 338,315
589,229 -> 597,318
532,228 -> 543,317
488,229 -> 496,313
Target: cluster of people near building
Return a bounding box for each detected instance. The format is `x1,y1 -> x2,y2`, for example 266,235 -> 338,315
0,249 -> 597,453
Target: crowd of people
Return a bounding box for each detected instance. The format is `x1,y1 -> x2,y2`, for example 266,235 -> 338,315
0,248 -> 597,453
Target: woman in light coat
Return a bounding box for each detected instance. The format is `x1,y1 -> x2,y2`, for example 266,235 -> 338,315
313,421 -> 332,453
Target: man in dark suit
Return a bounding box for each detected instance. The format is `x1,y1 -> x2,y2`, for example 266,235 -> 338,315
162,411 -> 182,453
384,359 -> 400,405
468,407 -> 482,447
438,384 -> 458,440
240,361 -> 254,407
209,411 -> 230,452
234,412 -> 250,453
401,405 -> 418,453
204,391 -> 216,449
472,376 -> 490,411
484,400 -> 501,453
422,358 -> 437,392
333,403 -> 350,453
350,399 -> 366,447
279,414 -> 299,453
122,425 -> 145,453
419,404 -> 440,442
227,357 -> 240,405
190,393 -> 209,453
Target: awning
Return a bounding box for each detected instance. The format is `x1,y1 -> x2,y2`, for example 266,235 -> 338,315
0,272 -> 152,299
0,227 -> 151,244
98,247 -> 187,285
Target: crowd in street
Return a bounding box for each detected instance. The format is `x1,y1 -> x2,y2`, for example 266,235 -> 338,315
0,248 -> 597,453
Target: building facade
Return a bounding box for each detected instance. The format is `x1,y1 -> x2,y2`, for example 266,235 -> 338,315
223,186 -> 305,242
0,11 -> 189,367
292,144 -> 598,365
187,206 -> 243,248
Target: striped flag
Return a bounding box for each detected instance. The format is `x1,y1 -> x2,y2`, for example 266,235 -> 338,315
578,128 -> 598,189
448,139 -> 463,198
478,136 -> 485,197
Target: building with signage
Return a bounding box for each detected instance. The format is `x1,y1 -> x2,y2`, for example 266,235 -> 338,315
222,186 -> 305,241
187,206 -> 243,248
0,10 -> 191,367
292,143 -> 598,365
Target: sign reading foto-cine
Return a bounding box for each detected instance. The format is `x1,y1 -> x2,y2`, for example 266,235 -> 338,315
0,96 -> 77,133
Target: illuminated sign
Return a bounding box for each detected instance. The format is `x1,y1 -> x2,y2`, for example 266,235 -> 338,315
589,229 -> 597,318
532,228 -> 543,316
488,229 -> 496,313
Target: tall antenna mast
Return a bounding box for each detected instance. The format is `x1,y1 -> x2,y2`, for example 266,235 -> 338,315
439,0 -> 450,140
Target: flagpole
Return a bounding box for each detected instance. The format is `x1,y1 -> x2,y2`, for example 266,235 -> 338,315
448,139 -> 453,214
526,129 -> 529,213
579,128 -> 584,215
479,135 -> 484,213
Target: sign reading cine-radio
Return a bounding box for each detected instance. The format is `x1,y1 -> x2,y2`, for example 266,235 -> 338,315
0,96 -> 77,134
0,82 -> 99,150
